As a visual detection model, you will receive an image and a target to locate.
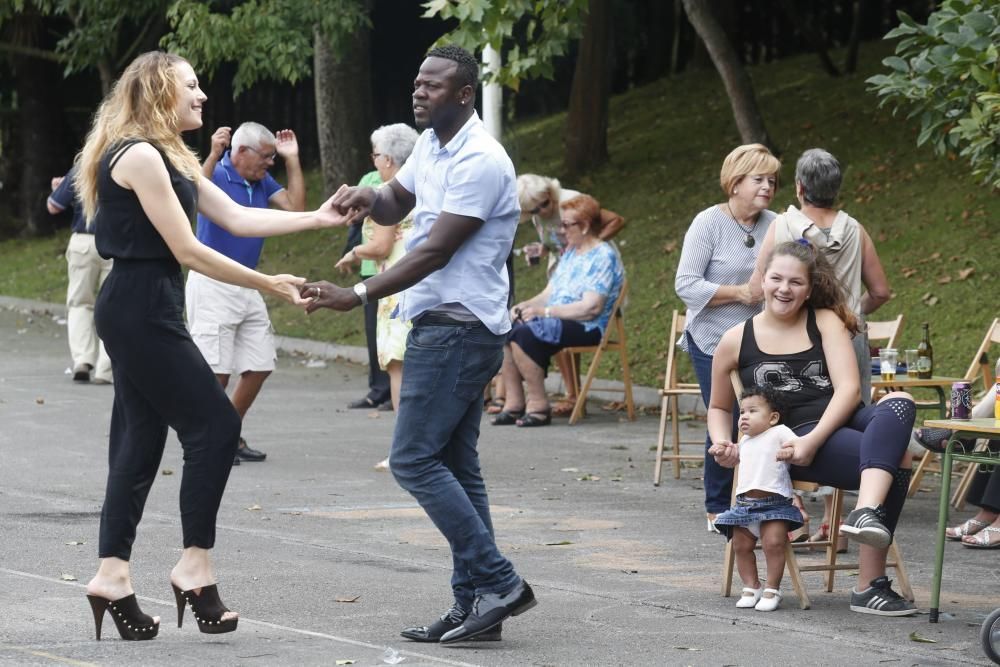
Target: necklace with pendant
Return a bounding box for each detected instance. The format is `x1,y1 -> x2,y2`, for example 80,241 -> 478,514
727,204 -> 758,248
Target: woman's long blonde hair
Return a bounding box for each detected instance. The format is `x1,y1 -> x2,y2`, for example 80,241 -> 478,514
75,51 -> 201,222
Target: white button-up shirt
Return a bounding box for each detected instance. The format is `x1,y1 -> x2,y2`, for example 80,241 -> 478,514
394,112 -> 519,335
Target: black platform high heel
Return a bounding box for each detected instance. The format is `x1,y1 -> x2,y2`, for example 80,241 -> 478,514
86,593 -> 159,641
171,583 -> 238,634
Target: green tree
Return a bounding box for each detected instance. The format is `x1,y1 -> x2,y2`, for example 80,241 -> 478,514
423,0 -> 611,175
0,0 -> 168,94
163,0 -> 371,193
866,0 -> 1000,189
0,0 -> 168,235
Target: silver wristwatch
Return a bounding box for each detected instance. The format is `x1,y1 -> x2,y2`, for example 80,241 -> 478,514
352,282 -> 368,306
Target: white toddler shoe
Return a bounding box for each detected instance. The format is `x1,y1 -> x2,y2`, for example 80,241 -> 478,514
755,588 -> 782,611
736,586 -> 762,608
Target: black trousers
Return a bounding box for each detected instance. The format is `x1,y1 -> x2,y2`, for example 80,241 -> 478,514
95,259 -> 240,560
967,440 -> 1000,512
364,296 -> 390,404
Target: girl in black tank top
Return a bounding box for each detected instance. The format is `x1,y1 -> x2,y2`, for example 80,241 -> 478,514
739,307 -> 835,429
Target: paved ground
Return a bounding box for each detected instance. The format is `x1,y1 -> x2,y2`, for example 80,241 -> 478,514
1,302 -> 997,667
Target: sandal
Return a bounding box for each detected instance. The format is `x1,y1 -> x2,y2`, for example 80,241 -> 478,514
171,583 -> 238,634
485,399 -> 506,415
86,593 -> 160,641
807,522 -> 848,553
491,410 -> 524,426
947,517 -> 991,541
551,399 -> 577,417
962,526 -> 1000,549
516,409 -> 552,427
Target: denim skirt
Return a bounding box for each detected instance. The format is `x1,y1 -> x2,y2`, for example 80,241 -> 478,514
714,493 -> 804,539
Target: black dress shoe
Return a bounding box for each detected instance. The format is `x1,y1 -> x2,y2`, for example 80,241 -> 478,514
439,581 -> 536,645
347,397 -> 380,409
235,437 -> 267,462
400,605 -> 502,643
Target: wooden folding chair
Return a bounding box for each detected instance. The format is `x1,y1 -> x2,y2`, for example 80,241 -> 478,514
720,371 -> 913,608
565,279 -> 635,425
653,310 -> 705,485
910,318 -> 1000,503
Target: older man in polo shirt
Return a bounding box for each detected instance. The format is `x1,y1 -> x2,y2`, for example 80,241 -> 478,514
303,45 -> 536,645
186,122 -> 305,465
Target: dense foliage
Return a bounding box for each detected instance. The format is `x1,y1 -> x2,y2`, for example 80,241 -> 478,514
866,0 -> 1000,189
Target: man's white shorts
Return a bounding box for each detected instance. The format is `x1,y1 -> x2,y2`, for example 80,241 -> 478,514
185,270 -> 276,375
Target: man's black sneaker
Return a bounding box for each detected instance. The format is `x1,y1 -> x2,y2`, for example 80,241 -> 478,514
235,437 -> 267,462
840,504 -> 891,548
850,576 -> 917,616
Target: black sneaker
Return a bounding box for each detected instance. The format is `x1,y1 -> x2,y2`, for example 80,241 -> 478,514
850,576 -> 917,616
235,437 -> 267,462
840,505 -> 891,548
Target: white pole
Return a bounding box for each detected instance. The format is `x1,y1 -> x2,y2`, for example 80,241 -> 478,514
482,44 -> 502,140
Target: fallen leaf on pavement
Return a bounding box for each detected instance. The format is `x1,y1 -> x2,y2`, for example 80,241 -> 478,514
35,397 -> 45,405
162,469 -> 173,475
246,504 -> 262,511
335,595 -> 361,603
60,573 -> 77,581
335,661 -> 355,665
544,540 -> 573,546
65,541 -> 85,546
909,631 -> 938,643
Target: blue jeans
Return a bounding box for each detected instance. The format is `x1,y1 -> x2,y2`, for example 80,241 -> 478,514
686,332 -> 737,514
390,321 -> 521,611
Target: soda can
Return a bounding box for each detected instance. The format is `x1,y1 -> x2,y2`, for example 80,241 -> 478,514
951,381 -> 972,420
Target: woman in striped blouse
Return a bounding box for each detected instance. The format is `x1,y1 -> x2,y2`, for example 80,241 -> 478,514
675,143 -> 781,532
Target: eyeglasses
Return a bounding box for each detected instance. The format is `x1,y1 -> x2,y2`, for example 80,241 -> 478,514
529,198 -> 550,215
247,146 -> 277,162
558,219 -> 581,230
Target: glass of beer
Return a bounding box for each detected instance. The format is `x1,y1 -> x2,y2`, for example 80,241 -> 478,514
904,349 -> 919,377
880,348 -> 898,382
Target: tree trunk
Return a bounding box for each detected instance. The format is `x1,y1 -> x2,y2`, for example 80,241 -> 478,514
313,16 -> 373,197
778,0 -> 840,77
844,0 -> 862,74
15,55 -> 66,236
564,0 -> 611,179
681,0 -> 774,149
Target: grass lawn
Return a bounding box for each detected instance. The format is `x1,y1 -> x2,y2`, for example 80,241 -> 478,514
2,41 -> 996,390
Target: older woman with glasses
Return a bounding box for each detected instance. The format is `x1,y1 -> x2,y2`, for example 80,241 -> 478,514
335,123 -> 420,469
512,174 -> 625,418
675,143 -> 781,532
492,194 -> 625,427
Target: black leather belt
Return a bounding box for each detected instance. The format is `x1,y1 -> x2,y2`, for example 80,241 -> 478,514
415,312 -> 484,327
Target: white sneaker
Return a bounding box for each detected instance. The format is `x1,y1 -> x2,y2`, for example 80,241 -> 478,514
374,457 -> 389,472
755,588 -> 782,612
736,586 -> 762,608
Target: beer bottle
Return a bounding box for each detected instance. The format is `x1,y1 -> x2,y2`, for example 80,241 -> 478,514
917,323 -> 933,379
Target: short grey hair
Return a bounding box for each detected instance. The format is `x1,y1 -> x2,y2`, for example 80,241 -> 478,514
796,148 -> 842,209
370,123 -> 419,167
232,122 -> 275,154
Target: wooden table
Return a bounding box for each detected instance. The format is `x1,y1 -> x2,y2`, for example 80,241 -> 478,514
923,418 -> 1000,623
871,375 -> 963,418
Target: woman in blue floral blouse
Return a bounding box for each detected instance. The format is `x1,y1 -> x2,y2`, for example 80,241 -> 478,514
493,194 -> 625,427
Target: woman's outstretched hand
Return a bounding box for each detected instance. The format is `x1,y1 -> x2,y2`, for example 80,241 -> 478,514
269,274 -> 308,305
314,185 -> 356,228
708,440 -> 739,468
